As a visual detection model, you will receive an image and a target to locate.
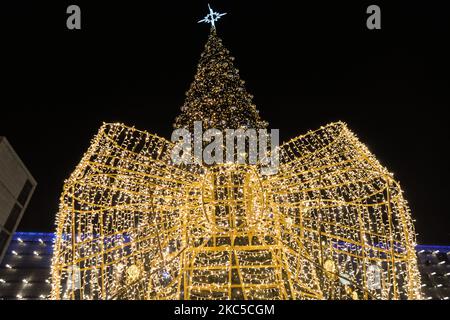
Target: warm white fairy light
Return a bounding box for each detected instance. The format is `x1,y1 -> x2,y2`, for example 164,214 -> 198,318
51,23 -> 421,301
50,121 -> 423,300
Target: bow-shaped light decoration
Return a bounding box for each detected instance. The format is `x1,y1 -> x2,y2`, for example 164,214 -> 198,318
51,15 -> 422,301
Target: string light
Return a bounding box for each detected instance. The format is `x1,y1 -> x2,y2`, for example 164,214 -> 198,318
173,29 -> 268,132
51,27 -> 421,300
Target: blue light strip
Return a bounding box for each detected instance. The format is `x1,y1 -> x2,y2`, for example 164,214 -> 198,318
416,245 -> 450,253
11,232 -> 450,253
13,232 -> 55,242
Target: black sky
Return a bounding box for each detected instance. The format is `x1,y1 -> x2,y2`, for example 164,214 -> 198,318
0,1 -> 449,244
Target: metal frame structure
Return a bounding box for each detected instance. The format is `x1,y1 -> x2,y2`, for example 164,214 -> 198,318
51,122 -> 422,300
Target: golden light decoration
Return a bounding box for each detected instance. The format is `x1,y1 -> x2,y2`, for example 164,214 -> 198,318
126,264 -> 143,285
51,28 -> 422,300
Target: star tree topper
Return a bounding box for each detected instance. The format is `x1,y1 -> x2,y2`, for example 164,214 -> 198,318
198,4 -> 227,29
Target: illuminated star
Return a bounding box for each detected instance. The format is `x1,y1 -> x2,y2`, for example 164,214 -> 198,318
198,4 -> 226,29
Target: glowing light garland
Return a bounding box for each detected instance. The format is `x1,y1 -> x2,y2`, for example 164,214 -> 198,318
51,27 -> 421,300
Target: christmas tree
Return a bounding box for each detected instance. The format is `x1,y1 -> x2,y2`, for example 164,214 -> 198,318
50,6 -> 422,301
174,28 -> 267,131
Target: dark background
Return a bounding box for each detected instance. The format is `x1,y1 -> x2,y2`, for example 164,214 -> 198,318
0,1 -> 449,243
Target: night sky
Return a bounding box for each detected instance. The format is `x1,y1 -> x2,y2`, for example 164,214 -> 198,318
1,1 -> 449,244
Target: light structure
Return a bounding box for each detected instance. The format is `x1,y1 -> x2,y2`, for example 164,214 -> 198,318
50,10 -> 422,300
174,29 -> 267,131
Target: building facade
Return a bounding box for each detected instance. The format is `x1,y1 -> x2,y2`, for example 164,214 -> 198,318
0,137 -> 37,263
0,232 -> 52,299
0,232 -> 449,300
416,245 -> 450,300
